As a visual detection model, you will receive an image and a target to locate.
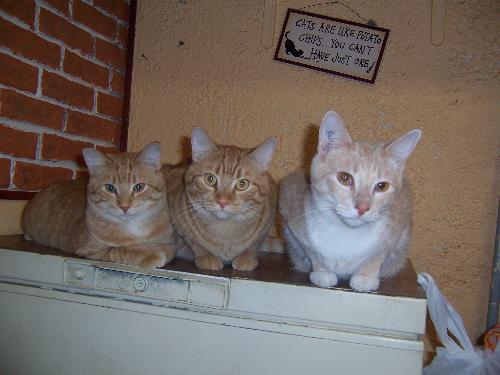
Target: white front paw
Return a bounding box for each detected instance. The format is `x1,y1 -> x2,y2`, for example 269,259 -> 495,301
310,271 -> 338,288
350,275 -> 380,292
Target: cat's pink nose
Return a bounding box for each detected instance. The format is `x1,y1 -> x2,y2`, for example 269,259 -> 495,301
356,203 -> 369,216
120,205 -> 130,213
218,199 -> 228,209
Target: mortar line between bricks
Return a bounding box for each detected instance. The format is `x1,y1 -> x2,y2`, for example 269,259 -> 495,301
0,10 -> 30,30
35,1 -> 125,48
0,14 -> 126,74
68,0 -> 73,18
0,152 -> 80,172
0,83 -> 122,123
0,47 -> 118,94
91,3 -> 129,27
8,159 -> 15,190
39,0 -> 129,27
34,1 -> 41,31
0,117 -> 118,149
36,69 -> 43,96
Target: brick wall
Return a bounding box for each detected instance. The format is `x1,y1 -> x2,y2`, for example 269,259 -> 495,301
0,0 -> 131,194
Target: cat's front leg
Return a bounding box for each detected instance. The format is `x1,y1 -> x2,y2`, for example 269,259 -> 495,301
195,254 -> 224,271
108,245 -> 168,268
75,236 -> 111,261
180,238 -> 223,270
76,246 -> 111,262
308,253 -> 338,288
188,243 -> 223,270
232,247 -> 259,271
349,254 -> 385,292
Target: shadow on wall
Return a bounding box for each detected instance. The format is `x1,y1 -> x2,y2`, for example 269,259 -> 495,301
301,124 -> 319,170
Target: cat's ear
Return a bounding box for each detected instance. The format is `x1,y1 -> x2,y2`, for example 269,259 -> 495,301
386,129 -> 422,167
318,111 -> 351,157
83,148 -> 109,175
137,142 -> 161,171
191,127 -> 217,162
249,137 -> 277,171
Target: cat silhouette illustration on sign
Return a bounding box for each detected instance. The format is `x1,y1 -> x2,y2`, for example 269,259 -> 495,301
274,9 -> 390,84
284,31 -> 304,58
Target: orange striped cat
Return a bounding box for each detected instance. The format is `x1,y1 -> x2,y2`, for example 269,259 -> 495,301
22,143 -> 175,268
164,128 -> 281,271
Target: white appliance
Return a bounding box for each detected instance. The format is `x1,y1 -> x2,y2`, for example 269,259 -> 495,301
0,235 -> 426,375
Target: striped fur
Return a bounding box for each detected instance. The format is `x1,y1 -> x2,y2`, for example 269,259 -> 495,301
22,144 -> 175,268
164,128 -> 279,271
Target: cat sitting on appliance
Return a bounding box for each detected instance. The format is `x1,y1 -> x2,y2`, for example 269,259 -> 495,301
22,144 -> 175,268
163,128 -> 281,271
280,111 -> 421,291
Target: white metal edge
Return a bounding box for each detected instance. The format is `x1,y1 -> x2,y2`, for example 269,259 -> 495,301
0,282 -> 423,352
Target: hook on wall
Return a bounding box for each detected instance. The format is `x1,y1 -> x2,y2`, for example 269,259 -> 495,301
431,0 -> 445,46
262,0 -> 277,49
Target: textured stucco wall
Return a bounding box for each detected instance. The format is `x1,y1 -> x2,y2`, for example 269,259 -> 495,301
129,0 -> 499,341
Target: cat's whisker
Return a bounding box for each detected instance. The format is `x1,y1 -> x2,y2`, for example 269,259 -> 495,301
280,112 -> 420,289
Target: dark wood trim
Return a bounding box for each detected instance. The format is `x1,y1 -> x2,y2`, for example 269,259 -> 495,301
120,0 -> 138,152
0,190 -> 36,200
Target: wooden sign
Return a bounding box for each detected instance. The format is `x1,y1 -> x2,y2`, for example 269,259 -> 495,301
274,9 -> 390,84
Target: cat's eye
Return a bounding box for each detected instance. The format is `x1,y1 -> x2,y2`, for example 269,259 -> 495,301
204,173 -> 217,187
337,172 -> 354,187
236,179 -> 250,191
375,182 -> 390,192
104,184 -> 117,194
133,183 -> 145,193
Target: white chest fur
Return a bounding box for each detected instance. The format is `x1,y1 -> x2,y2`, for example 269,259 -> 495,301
124,218 -> 151,238
304,201 -> 382,277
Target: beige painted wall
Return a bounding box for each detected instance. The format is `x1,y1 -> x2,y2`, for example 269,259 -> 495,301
0,0 -> 492,342
0,200 -> 26,235
127,0 -> 499,340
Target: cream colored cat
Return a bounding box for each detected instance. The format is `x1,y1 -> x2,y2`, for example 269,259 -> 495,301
164,128 -> 280,271
280,111 -> 421,292
22,143 -> 175,268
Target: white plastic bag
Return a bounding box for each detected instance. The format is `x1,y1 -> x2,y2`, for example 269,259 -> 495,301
417,272 -> 500,375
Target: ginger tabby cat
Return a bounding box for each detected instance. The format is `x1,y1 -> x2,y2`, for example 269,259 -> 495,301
164,128 -> 280,271
22,143 -> 175,268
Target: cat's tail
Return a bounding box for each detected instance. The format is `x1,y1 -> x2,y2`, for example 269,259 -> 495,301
285,31 -> 290,40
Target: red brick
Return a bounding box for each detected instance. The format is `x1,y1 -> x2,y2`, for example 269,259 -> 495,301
96,145 -> 120,154
41,133 -> 92,166
0,159 -> 12,188
75,169 -> 89,179
93,0 -> 129,22
0,53 -> 38,93
97,92 -> 122,119
0,89 -> 64,130
95,38 -> 126,70
0,125 -> 38,158
110,71 -> 124,95
0,18 -> 60,67
42,71 -> 94,110
63,50 -> 109,89
42,0 -> 70,16
13,161 -> 73,190
117,23 -> 128,48
0,0 -> 36,28
66,110 -> 121,144
72,0 -> 117,39
39,8 -> 93,56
